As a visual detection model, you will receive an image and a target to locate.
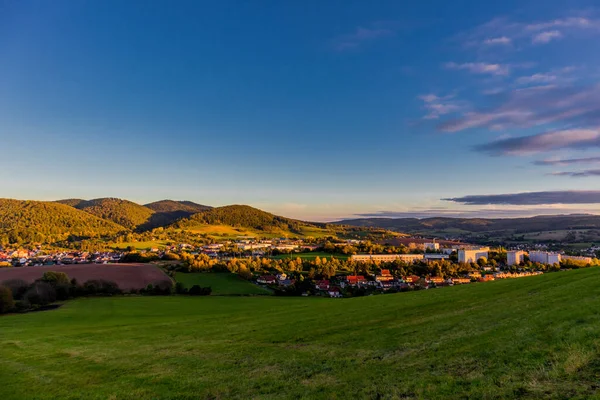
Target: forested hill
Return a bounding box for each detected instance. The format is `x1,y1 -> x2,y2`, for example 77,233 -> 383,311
176,205 -> 325,231
172,205 -> 325,233
144,200 -> 212,214
0,199 -> 125,245
335,215 -> 600,235
59,198 -> 155,230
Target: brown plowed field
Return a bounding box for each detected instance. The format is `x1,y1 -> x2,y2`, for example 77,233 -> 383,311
0,263 -> 171,290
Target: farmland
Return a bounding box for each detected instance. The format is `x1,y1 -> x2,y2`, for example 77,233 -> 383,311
0,264 -> 171,291
174,272 -> 271,295
3,268 -> 600,399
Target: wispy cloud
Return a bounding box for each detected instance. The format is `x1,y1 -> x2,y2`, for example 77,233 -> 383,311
532,30 -> 563,44
483,36 -> 511,45
443,190 -> 600,205
439,84 -> 600,133
525,17 -> 600,31
534,156 -> 600,166
550,169 -> 600,177
516,73 -> 557,85
418,93 -> 466,119
444,62 -> 510,76
474,129 -> 600,156
456,15 -> 600,49
331,24 -> 394,51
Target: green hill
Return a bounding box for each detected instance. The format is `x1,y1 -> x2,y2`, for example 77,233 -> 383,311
172,204 -> 328,236
64,198 -> 155,230
2,269 -> 600,398
55,198 -> 86,208
144,200 -> 212,214
142,200 -> 214,230
0,199 -> 125,245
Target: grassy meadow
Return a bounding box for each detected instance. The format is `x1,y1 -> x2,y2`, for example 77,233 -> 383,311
174,272 -> 271,295
3,269 -> 600,399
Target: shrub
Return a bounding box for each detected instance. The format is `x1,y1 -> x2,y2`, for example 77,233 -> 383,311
1,279 -> 30,300
0,285 -> 15,313
55,284 -> 72,301
150,280 -> 173,296
82,280 -> 121,296
175,282 -> 188,294
238,268 -> 253,280
41,271 -> 70,286
24,282 -> 57,306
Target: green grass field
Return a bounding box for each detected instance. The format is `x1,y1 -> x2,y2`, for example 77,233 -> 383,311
3,269 -> 600,399
175,272 -> 271,295
271,251 -> 349,260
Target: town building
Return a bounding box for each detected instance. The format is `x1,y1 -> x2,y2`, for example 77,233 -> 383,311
458,247 -> 489,263
424,242 -> 440,251
529,251 -> 561,265
350,254 -> 424,263
507,250 -> 526,266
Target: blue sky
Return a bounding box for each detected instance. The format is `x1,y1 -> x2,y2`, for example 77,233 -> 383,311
2,0 -> 600,221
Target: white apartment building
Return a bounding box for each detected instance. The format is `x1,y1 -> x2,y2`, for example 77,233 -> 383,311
424,242 -> 440,251
529,251 -> 561,265
507,250 -> 526,266
458,247 -> 489,264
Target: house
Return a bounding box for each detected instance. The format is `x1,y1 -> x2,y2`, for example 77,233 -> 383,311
452,278 -> 471,284
375,269 -> 394,282
278,279 -> 295,287
328,287 -> 342,298
403,275 -> 421,284
257,275 -> 277,284
429,276 -> 444,284
346,275 -> 367,286
478,275 -> 495,282
276,273 -> 287,281
315,280 -> 330,290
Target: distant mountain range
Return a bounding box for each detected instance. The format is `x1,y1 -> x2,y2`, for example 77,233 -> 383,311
0,198 -> 389,246
335,215 -> 600,244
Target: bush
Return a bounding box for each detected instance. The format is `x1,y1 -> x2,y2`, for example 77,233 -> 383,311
1,279 -> 30,300
150,280 -> 173,296
188,285 -> 211,296
175,282 -> 188,294
41,271 -> 70,286
82,280 -> 121,296
55,284 -> 72,301
0,285 -> 15,313
24,282 -> 57,306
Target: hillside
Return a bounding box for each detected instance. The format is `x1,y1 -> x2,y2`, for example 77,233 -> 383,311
2,269 -> 600,398
172,204 -> 327,237
0,199 -> 125,245
63,198 -> 155,230
144,200 -> 212,214
336,214 -> 600,244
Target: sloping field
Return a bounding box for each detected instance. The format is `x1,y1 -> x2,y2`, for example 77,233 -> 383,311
0,263 -> 171,290
2,269 -> 600,399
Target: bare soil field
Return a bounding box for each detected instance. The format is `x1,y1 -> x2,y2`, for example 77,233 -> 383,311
0,263 -> 171,290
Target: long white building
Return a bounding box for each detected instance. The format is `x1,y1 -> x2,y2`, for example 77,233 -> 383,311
529,251 -> 561,265
350,254 -> 424,263
507,250 -> 526,266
